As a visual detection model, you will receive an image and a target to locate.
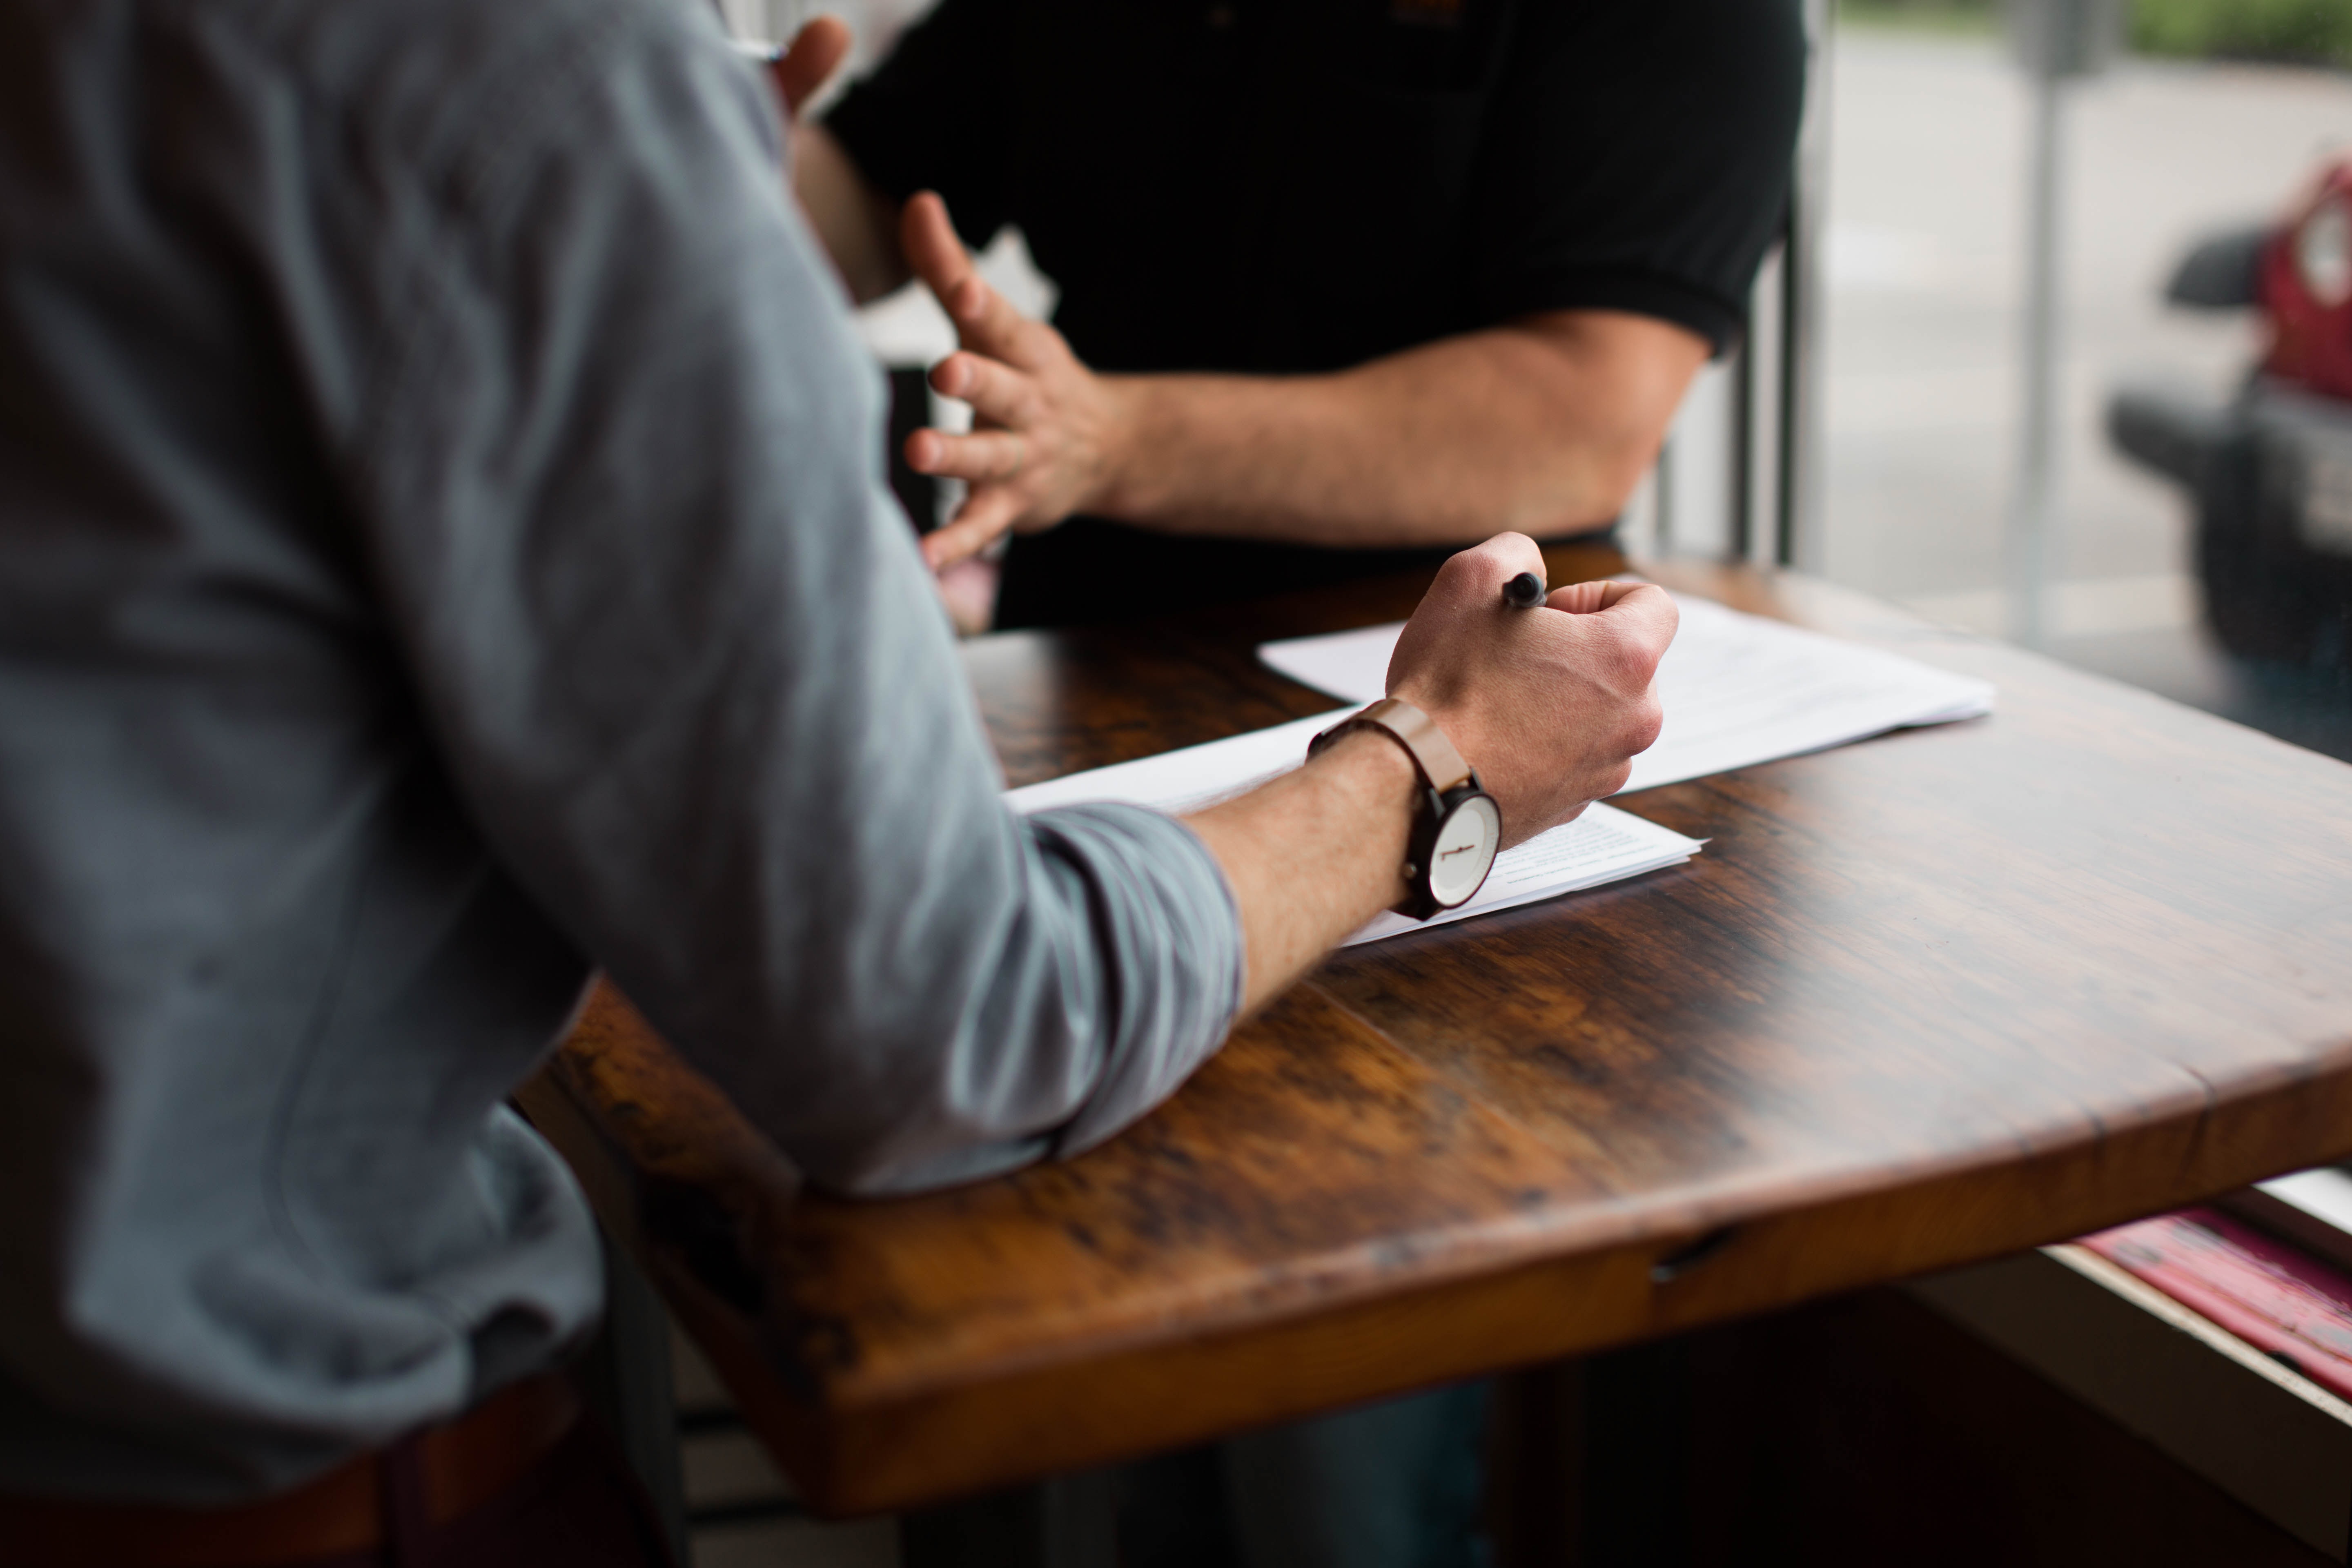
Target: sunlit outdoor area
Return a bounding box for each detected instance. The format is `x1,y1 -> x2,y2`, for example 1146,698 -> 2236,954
1824,0 -> 2352,758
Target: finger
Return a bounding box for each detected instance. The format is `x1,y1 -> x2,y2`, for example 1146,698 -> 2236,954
1428,531 -> 1545,608
1570,581 -> 1680,675
900,195 -> 1044,362
1546,580 -> 1621,614
1583,581 -> 1679,646
922,490 -> 1025,569
1546,578 -> 1655,614
929,353 -> 1043,428
942,272 -> 1045,364
906,426 -> 1029,482
768,15 -> 851,118
901,193 -> 981,324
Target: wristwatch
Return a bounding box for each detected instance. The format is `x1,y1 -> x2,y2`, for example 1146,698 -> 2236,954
1307,698 -> 1503,920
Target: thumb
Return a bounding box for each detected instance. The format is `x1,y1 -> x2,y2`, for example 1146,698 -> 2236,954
768,14 -> 851,119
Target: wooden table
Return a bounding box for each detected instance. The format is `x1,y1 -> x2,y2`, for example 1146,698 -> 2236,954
519,541 -> 2352,1523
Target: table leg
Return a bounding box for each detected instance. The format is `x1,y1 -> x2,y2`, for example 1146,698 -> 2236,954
1580,1339 -> 1694,1568
581,1234 -> 692,1568
900,1470 -> 1119,1568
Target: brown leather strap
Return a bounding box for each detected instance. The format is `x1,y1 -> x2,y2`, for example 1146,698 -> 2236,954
0,1371 -> 583,1568
1311,697 -> 1475,795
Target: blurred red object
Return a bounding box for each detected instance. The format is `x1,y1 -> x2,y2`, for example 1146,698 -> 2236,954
2262,161 -> 2352,402
2109,162 -> 2352,671
2081,1207 -> 2352,1401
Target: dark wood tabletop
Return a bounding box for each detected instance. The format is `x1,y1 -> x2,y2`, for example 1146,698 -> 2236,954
519,541 -> 2352,1518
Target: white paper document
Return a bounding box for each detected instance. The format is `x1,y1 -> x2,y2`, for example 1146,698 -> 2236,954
1257,592 -> 1996,794
1006,712 -> 1703,946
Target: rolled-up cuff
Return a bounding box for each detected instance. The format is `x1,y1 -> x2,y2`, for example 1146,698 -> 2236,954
1025,802 -> 1245,1158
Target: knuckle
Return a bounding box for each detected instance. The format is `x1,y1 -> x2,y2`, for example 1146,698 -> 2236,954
1468,530 -> 1535,573
1653,589 -> 1682,639
1586,620 -> 1648,689
1632,592 -> 1679,659
1624,693 -> 1664,755
1016,319 -> 1063,359
1628,634 -> 1668,686
1436,537 -> 1516,595
1619,613 -> 1671,678
1429,552 -> 1480,598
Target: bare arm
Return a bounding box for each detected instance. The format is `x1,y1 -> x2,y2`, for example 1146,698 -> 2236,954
777,147 -> 1707,566
1092,313 -> 1708,548
893,194 -> 1709,568
793,120 -> 909,304
1183,731 -> 1415,1015
1185,538 -> 1673,1014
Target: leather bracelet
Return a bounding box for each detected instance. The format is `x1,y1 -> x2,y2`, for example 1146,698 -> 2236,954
1306,698 -> 1473,796
1308,699 -> 1501,920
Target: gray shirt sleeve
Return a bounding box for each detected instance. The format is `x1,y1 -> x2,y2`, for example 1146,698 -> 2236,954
330,0 -> 1244,1194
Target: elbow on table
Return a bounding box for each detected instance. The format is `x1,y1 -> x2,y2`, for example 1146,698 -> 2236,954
786,1097 -> 1058,1199
788,1016 -> 1207,1200
758,803 -> 1239,1198
765,1008 -> 1098,1200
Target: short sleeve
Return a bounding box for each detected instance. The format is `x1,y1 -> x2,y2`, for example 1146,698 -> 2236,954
1468,0 -> 1806,352
821,0 -> 1020,251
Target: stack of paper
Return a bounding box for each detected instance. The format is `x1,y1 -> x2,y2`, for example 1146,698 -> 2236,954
1005,590 -> 1992,947
1258,592 -> 1996,795
1007,713 -> 1703,947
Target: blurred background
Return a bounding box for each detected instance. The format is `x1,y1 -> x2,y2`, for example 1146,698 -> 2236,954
1817,0 -> 2352,760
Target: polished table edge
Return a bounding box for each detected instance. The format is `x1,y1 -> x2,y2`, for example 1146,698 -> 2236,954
519,552 -> 2352,1515
521,1005 -> 2352,1517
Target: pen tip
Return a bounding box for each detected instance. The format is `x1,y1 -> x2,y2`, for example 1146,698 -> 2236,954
1504,571 -> 1546,609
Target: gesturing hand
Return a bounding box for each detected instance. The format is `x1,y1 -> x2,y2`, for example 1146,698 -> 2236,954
899,193 -> 1131,570
1387,535 -> 1676,847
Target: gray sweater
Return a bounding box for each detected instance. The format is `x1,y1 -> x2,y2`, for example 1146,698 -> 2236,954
0,0 -> 1242,1501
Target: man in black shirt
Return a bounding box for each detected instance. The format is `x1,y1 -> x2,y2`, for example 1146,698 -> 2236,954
786,4 -> 1802,1561
797,0 -> 1806,628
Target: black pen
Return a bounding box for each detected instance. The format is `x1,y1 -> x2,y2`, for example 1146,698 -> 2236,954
1503,570 -> 1546,609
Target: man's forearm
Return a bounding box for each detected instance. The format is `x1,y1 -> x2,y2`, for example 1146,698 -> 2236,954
1096,312 -> 1708,549
794,122 -> 908,303
839,185 -> 1714,568
1182,731 -> 1417,1016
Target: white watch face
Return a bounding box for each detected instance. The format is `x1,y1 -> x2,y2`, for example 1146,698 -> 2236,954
1428,794 -> 1501,908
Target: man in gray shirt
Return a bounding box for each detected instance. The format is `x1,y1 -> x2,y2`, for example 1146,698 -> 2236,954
0,0 -> 1673,1554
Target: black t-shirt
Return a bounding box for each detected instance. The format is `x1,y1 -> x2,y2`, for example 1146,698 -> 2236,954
827,0 -> 1806,627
